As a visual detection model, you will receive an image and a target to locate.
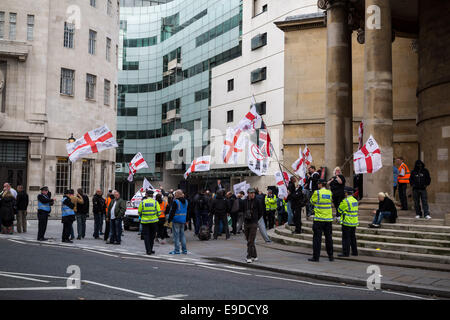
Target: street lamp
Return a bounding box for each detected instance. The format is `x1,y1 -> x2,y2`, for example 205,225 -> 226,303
68,133 -> 76,189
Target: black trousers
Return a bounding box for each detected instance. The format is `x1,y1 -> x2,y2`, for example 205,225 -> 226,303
62,216 -> 75,241
104,220 -> 110,241
142,223 -> 157,254
293,206 -> 302,233
265,210 -> 275,230
37,211 -> 49,240
230,211 -> 238,234
333,195 -> 345,216
157,217 -> 167,239
213,214 -> 229,239
244,223 -> 258,259
312,221 -> 333,260
398,183 -> 408,210
341,225 -> 358,256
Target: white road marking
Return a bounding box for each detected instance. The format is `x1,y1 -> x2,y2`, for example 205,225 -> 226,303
223,265 -> 248,270
381,290 -> 434,300
0,271 -> 69,280
121,256 -> 194,266
82,249 -> 119,258
0,287 -> 75,291
81,280 -> 155,298
139,294 -> 188,300
0,273 -> 50,283
8,239 -> 27,245
198,265 -> 252,276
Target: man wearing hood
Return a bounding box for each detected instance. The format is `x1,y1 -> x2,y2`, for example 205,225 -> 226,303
410,160 -> 431,219
211,189 -> 230,240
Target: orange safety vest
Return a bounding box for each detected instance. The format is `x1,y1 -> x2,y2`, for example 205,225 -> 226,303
398,163 -> 410,183
159,200 -> 167,218
105,197 -> 112,214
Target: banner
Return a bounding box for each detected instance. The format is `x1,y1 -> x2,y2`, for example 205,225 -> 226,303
234,96 -> 262,134
274,171 -> 288,199
223,127 -> 244,164
248,140 -> 269,176
142,177 -> 154,191
259,120 -> 273,158
127,152 -> 149,182
233,181 -> 250,197
66,124 -> 118,162
353,135 -> 382,174
184,155 -> 211,179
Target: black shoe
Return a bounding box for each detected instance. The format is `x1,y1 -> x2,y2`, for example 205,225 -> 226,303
38,238 -> 48,241
329,256 -> 334,261
351,253 -> 358,256
338,254 -> 349,257
63,240 -> 73,243
114,242 -> 121,245
108,241 -> 115,244
308,258 -> 319,262
151,250 -> 155,254
94,236 -> 99,239
77,236 -> 81,240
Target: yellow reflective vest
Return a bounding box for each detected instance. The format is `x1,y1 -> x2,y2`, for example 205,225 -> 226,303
265,195 -> 277,211
138,198 -> 160,224
338,195 -> 359,227
310,188 -> 333,222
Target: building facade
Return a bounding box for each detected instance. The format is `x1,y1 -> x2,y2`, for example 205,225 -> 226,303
209,0 -> 319,191
0,0 -> 119,208
116,0 -> 242,198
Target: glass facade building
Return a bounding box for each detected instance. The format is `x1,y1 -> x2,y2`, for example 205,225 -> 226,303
116,0 -> 242,190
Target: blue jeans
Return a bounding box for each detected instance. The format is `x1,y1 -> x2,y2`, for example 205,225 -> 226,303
195,211 -> 209,234
372,211 -> 391,225
287,201 -> 293,225
257,217 -> 271,242
110,218 -> 122,243
172,222 -> 186,253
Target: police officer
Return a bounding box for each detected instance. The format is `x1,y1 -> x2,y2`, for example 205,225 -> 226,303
337,186 -> 359,257
37,186 -> 54,241
138,190 -> 160,255
308,179 -> 334,262
264,189 -> 277,229
61,190 -> 76,243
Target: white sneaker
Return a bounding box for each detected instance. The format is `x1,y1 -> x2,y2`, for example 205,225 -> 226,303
425,215 -> 432,220
246,258 -> 252,263
415,215 -> 421,219
252,257 -> 258,262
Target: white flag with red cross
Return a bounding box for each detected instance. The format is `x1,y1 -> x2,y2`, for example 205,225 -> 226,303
234,96 -> 262,133
353,135 -> 382,174
184,155 -> 211,179
127,152 -> 149,182
275,171 -> 288,200
291,145 -> 312,183
66,125 -> 118,162
222,127 -> 244,164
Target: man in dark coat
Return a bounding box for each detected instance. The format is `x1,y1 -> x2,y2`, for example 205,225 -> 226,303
76,188 -> 89,239
410,160 -> 432,219
210,189 -> 230,240
243,188 -> 263,263
16,185 -> 29,233
92,189 -> 106,239
36,186 -> 54,240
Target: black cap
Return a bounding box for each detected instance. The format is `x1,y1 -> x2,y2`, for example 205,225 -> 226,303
344,186 -> 354,193
63,189 -> 71,195
318,179 -> 327,185
248,188 -> 256,193
40,186 -> 49,191
146,190 -> 154,196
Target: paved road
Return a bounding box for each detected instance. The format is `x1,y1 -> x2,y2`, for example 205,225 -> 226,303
0,237 -> 432,300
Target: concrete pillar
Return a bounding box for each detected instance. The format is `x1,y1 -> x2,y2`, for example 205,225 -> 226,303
362,0 -> 393,201
417,0 -> 450,213
324,0 -> 353,178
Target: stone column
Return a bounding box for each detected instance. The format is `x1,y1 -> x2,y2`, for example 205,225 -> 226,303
362,0 -> 393,201
323,0 -> 353,178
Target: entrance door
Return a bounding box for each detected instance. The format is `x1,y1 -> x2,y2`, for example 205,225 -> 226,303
0,140 -> 28,189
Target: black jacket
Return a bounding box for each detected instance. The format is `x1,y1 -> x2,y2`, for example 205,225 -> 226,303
211,194 -> 229,216
306,172 -> 320,191
376,197 -> 397,223
410,160 -> 431,190
16,191 -> 29,211
195,193 -> 209,213
0,194 -> 16,223
77,194 -> 90,215
287,181 -> 296,201
92,194 -> 105,215
243,198 -> 263,224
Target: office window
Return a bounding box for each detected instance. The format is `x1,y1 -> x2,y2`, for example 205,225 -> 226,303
64,22 -> 75,48
251,33 -> 267,50
0,12 -> 5,39
90,0 -> 96,7
81,159 -> 91,195
104,79 -> 110,105
227,110 -> 233,123
251,67 -> 267,83
86,74 -> 97,100
262,4 -> 268,12
26,15 -> 34,41
227,79 -> 234,92
106,37 -> 111,61
9,13 -> 16,40
60,68 -> 75,96
114,84 -> 117,110
107,0 -> 112,16
89,29 -> 97,54
255,101 -> 266,115
56,158 -> 69,194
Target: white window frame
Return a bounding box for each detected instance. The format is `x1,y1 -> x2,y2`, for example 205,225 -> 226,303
0,12 -> 5,39
106,37 -> 111,61
86,73 -> 97,100
27,15 -> 34,41
64,22 -> 75,48
60,68 -> 75,96
104,79 -> 111,105
9,13 -> 16,40
89,29 -> 97,55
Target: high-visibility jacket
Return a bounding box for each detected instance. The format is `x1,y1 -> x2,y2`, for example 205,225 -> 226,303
61,197 -> 75,217
105,197 -> 112,213
138,198 -> 160,224
173,199 -> 188,224
159,200 -> 167,218
38,198 -> 51,212
265,195 -> 277,211
310,188 -> 333,222
398,162 -> 410,184
338,195 -> 359,227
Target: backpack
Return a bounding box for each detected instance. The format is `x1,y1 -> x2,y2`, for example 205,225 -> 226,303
197,196 -> 208,211
231,198 -> 240,214
293,188 -> 306,207
198,225 -> 211,241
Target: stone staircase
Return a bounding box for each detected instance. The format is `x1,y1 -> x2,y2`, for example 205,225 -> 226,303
268,211 -> 450,265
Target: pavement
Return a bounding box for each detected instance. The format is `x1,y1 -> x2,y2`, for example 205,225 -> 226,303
2,219 -> 450,299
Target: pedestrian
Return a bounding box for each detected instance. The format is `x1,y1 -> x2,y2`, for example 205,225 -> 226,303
410,160 -> 432,219
107,190 -> 126,245
15,185 -> 29,233
3,183 -> 17,199
395,157 -> 410,210
393,160 -> 399,198
92,189 -> 105,239
0,186 -> 16,234
291,183 -> 306,234
226,191 -> 239,235
76,188 -> 89,240
195,190 -> 210,234
36,186 -> 54,241
264,189 -> 277,230
155,193 -> 168,244
236,191 -> 245,234
286,176 -> 296,226
327,167 -> 346,214
337,187 -> 359,257
308,179 -> 334,262
211,189 -> 230,240
104,190 -> 113,241
139,190 -> 160,255
205,190 -> 214,233
369,192 -> 397,228
305,165 -> 320,217
276,196 -> 287,226
61,189 -> 76,243
167,189 -> 188,255
214,179 -> 224,193
243,188 -> 263,263
68,189 -> 84,240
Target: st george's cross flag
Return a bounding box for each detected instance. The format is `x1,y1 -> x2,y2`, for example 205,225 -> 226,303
184,155 -> 211,179
353,135 -> 382,174
127,152 -> 149,182
275,171 -> 289,199
259,120 -> 273,158
291,145 -> 313,183
66,125 -> 118,162
222,127 -> 244,164
234,96 -> 262,134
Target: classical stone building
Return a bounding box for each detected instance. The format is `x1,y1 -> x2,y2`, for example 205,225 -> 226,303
276,0 -> 449,214
0,0 -> 119,208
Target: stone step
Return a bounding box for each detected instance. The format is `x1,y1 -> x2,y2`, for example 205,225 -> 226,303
282,225 -> 450,247
268,229 -> 450,265
275,227 -> 450,256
